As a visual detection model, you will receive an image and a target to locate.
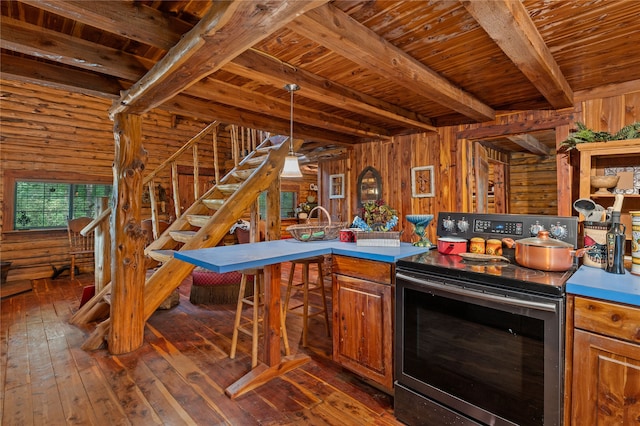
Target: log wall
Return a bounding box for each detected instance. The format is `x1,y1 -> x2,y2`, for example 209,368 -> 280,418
0,79 -> 231,282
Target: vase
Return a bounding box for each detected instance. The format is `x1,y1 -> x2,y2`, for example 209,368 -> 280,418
406,214 -> 434,248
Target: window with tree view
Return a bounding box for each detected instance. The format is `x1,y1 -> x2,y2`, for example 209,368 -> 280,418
258,191 -> 297,219
14,181 -> 112,230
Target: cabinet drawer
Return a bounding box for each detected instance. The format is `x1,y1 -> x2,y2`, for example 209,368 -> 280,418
574,296 -> 640,343
332,255 -> 392,285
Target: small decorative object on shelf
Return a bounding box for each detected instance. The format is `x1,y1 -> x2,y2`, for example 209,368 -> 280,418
406,214 -> 435,248
590,175 -> 619,194
352,200 -> 400,247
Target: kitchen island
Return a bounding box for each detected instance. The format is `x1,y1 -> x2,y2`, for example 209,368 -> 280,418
174,240 -> 428,397
564,266 -> 640,425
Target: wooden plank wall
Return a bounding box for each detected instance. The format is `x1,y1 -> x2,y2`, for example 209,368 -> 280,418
318,89 -> 640,238
0,79 -> 231,282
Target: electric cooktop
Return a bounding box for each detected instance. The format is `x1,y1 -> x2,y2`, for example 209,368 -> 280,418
397,212 -> 579,297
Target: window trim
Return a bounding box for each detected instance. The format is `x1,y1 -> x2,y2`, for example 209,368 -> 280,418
3,170 -> 112,233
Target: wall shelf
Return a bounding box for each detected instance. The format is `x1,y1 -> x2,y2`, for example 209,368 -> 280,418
576,139 -> 640,244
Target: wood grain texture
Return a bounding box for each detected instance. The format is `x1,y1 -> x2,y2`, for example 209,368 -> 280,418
0,272 -> 401,425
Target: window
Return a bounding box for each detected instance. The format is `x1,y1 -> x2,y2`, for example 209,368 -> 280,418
14,181 -> 112,230
258,191 -> 297,219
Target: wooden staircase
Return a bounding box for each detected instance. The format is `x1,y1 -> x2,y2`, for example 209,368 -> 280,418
71,134 -> 303,350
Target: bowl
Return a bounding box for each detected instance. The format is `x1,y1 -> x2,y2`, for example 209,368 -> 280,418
590,175 -> 619,193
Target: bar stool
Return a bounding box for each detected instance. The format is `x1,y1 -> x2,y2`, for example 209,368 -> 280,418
283,256 -> 330,348
230,268 -> 290,368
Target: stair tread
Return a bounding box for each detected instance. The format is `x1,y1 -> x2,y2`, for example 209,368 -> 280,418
148,249 -> 175,262
202,199 -> 225,210
217,183 -> 241,193
186,215 -> 211,227
231,168 -> 256,180
169,230 -> 196,243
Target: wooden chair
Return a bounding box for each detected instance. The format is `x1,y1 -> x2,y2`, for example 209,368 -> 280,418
67,217 -> 94,280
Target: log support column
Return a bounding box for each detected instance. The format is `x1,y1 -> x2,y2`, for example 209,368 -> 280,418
110,113 -> 148,354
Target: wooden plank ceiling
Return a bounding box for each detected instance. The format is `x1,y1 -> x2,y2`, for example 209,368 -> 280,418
1,0 -> 640,155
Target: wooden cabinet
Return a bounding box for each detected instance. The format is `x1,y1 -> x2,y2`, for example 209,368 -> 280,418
576,139 -> 640,243
565,295 -> 640,425
332,255 -> 394,392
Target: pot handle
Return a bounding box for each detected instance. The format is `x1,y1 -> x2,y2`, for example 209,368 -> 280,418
502,238 -> 515,249
574,247 -> 588,258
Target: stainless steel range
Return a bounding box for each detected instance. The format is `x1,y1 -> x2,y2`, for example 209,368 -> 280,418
394,212 -> 578,426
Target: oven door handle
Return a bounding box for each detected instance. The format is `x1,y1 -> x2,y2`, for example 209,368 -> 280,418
396,272 -> 558,312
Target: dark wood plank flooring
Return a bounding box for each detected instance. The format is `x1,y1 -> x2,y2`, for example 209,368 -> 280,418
1,268 -> 400,425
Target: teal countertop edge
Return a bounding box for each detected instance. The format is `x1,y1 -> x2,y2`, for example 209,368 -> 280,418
566,266 -> 640,306
174,239 -> 429,274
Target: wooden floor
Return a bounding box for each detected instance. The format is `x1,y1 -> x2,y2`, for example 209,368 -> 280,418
0,267 -> 401,425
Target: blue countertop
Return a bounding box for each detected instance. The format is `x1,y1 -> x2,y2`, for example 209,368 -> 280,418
566,266 -> 640,306
174,239 -> 429,273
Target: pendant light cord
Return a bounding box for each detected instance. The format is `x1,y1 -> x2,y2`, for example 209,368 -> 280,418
290,88 -> 294,154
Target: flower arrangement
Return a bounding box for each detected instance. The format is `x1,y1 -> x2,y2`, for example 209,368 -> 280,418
352,200 -> 399,232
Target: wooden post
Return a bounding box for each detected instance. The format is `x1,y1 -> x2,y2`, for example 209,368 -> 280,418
148,180 -> 159,237
171,162 -> 180,219
212,130 -> 220,184
193,144 -> 200,200
265,176 -> 281,241
110,113 -> 147,354
94,197 -> 111,293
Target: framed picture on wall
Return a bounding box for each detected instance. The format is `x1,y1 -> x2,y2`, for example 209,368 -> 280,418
411,166 -> 435,198
329,174 -> 345,199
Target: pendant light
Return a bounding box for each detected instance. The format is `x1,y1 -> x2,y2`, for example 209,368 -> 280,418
280,83 -> 303,178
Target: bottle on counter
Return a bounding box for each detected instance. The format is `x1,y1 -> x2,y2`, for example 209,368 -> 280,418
605,211 -> 626,274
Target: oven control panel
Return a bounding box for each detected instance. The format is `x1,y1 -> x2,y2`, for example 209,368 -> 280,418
437,212 -> 578,247
473,219 -> 523,235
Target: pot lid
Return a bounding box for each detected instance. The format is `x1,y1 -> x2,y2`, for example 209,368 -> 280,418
438,237 -> 467,243
515,230 -> 574,248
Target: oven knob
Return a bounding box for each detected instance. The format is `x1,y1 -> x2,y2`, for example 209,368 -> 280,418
457,218 -> 469,232
443,217 -> 455,232
530,222 -> 545,236
550,223 -> 568,240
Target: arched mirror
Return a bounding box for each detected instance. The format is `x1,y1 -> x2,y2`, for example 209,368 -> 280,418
357,166 -> 382,205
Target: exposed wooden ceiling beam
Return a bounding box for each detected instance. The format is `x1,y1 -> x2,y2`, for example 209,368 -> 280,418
461,0 -> 574,109
109,0 -> 330,118
186,79 -> 390,139
226,50 -> 437,132
506,134 -> 551,155
19,0 -> 188,51
0,15 -> 153,81
0,54 -> 123,99
161,94 -> 355,145
292,3 -> 495,122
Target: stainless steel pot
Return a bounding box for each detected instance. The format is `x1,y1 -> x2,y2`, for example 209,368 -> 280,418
502,231 -> 586,272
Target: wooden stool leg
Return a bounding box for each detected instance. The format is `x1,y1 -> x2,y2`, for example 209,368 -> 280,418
301,263 -> 310,347
230,274 -> 248,360
70,255 -> 76,280
316,261 -> 331,337
251,273 -> 261,368
283,262 -> 296,313
281,303 -> 290,356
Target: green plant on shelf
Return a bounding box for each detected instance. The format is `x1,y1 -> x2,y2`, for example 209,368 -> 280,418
558,122 -> 640,153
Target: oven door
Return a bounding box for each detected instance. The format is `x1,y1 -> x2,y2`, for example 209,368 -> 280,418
395,269 -> 564,426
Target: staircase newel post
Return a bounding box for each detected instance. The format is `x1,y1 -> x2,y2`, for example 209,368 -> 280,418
110,113 -> 147,354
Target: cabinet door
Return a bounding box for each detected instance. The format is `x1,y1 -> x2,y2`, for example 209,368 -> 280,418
333,273 -> 393,390
571,329 -> 640,425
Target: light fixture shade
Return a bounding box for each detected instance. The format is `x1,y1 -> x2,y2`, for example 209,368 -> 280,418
281,154 -> 303,178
